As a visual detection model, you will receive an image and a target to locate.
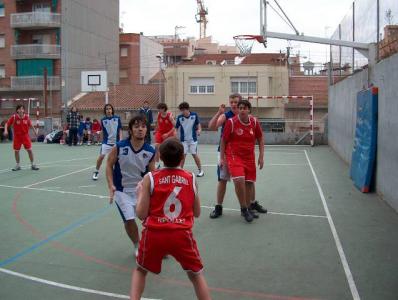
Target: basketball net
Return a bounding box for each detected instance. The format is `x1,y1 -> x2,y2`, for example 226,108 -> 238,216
233,35 -> 265,57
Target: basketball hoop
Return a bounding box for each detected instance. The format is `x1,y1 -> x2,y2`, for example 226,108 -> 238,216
233,35 -> 266,56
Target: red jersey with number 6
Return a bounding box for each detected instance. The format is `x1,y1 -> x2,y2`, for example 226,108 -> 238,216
143,168 -> 196,230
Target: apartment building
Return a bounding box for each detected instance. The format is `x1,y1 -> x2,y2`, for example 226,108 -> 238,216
119,32 -> 163,85
164,53 -> 289,121
0,0 -> 119,119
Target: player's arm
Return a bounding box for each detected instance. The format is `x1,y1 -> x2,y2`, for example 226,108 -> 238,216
196,122 -> 202,136
148,156 -> 156,172
106,146 -> 118,204
193,179 -> 201,218
255,120 -> 264,169
118,118 -> 123,141
136,174 -> 151,220
29,120 -> 38,136
169,114 -> 176,127
4,122 -> 9,136
219,120 -> 231,168
208,104 -> 225,130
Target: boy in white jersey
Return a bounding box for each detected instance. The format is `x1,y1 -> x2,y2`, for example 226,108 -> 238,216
92,104 -> 122,180
175,101 -> 204,177
106,115 -> 156,256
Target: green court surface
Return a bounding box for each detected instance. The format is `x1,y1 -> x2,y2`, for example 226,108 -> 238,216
0,143 -> 397,300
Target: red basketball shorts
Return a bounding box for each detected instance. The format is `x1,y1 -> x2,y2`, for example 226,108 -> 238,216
13,134 -> 32,151
226,154 -> 256,182
137,228 -> 204,274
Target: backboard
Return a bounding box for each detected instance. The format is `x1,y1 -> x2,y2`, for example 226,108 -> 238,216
81,71 -> 107,92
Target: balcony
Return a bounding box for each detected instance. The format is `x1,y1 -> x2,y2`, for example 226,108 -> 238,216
10,12 -> 61,29
11,44 -> 61,59
11,76 -> 61,91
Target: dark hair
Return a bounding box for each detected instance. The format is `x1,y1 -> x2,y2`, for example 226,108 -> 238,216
178,101 -> 190,110
128,114 -> 147,131
229,93 -> 242,101
237,99 -> 252,111
104,104 -> 115,115
86,117 -> 91,121
159,138 -> 184,168
157,103 -> 168,111
16,104 -> 25,111
93,118 -> 98,122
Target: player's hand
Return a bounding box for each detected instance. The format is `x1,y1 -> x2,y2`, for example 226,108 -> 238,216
109,185 -> 116,204
258,157 -> 264,170
219,157 -> 225,168
218,104 -> 226,114
162,133 -> 168,139
4,130 -> 8,137
196,129 -> 201,136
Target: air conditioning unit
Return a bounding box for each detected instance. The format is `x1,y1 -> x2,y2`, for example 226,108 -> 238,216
205,60 -> 217,65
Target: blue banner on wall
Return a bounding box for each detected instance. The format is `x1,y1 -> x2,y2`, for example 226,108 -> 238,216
350,87 -> 378,192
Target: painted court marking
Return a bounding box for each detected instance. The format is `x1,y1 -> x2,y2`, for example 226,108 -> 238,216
0,268 -> 159,300
0,157 -> 92,174
0,185 -> 326,220
304,150 -> 360,300
23,166 -> 94,188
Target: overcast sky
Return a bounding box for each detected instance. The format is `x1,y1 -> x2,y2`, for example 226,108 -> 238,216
120,0 -> 354,63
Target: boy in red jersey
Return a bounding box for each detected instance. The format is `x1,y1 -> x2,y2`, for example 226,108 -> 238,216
4,104 -> 39,171
153,102 -> 176,168
131,138 -> 211,300
220,100 -> 264,223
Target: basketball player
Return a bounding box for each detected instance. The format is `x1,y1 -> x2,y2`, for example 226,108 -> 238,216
106,115 -> 156,256
92,104 -> 122,180
154,103 -> 176,168
4,104 -> 39,171
219,100 -> 265,223
175,101 -> 204,177
131,138 -> 210,300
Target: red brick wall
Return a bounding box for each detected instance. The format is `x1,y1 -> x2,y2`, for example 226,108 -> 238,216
289,76 -> 328,105
0,1 -> 17,80
120,33 -> 140,84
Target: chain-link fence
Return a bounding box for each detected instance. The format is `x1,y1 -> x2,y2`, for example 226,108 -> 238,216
331,0 -> 398,72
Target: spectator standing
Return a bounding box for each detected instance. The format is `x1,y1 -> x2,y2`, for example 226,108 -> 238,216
66,106 -> 80,146
138,100 -> 153,144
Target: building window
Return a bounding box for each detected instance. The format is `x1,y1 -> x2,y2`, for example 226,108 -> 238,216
0,1 -> 4,17
32,3 -> 51,12
120,47 -> 128,57
189,77 -> 215,94
119,70 -> 128,78
230,77 -> 257,94
0,65 -> 5,78
0,34 -> 5,48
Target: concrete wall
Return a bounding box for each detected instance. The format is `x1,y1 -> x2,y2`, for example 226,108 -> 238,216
329,52 -> 398,211
61,0 -> 119,105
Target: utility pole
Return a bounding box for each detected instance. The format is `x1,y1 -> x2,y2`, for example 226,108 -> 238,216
156,54 -> 163,103
43,67 -> 48,117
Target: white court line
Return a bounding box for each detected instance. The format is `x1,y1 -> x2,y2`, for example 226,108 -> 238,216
200,205 -> 326,219
304,150 -> 360,300
0,184 -> 325,219
185,163 -> 308,167
23,166 -> 94,188
0,268 -> 160,300
0,157 -> 91,174
78,184 -> 97,188
0,184 -> 108,199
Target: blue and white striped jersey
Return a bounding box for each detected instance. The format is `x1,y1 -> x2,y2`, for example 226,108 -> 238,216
175,112 -> 200,142
101,115 -> 122,145
113,139 -> 155,192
